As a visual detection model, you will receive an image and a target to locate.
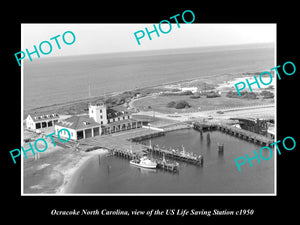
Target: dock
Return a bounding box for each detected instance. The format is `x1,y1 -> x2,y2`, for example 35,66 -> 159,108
79,128 -> 181,172
193,122 -> 274,146
155,159 -> 179,172
111,148 -> 179,173
145,145 -> 204,165
130,131 -> 165,142
78,126 -> 205,171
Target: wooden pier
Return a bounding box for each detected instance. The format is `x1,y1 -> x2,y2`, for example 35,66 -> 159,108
111,148 -> 179,173
146,145 -> 204,165
156,159 -> 179,173
130,131 -> 165,142
110,148 -> 140,159
79,127 -> 203,172
193,122 -> 274,146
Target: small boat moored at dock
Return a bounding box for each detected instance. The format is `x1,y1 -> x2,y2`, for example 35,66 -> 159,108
130,156 -> 157,169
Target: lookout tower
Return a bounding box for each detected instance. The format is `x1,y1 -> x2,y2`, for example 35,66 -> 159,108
88,103 -> 108,125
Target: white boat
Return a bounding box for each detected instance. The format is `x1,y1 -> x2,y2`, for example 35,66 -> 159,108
130,156 -> 157,169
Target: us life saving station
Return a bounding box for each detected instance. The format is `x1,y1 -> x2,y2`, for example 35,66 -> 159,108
26,102 -> 143,141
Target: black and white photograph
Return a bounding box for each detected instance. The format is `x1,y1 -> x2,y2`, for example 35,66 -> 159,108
4,5 -> 297,224
21,23 -> 276,195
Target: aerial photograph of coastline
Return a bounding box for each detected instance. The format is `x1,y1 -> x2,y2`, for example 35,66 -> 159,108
22,23 -> 276,195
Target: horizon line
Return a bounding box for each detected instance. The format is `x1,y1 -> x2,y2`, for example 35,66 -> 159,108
23,42 -> 275,62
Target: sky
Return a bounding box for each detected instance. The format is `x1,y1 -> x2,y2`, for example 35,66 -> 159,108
21,24 -> 276,58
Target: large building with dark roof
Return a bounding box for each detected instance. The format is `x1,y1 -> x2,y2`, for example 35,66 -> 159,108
54,103 -> 143,140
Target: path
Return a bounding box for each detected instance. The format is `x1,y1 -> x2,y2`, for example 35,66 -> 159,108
134,104 -> 275,123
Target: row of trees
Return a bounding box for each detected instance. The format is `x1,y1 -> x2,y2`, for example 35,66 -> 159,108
226,90 -> 274,99
226,91 -> 258,99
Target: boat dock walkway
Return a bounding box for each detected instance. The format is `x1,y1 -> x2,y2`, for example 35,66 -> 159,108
112,150 -> 179,173
78,127 -> 203,171
145,144 -> 204,165
193,121 -> 274,146
79,135 -> 147,156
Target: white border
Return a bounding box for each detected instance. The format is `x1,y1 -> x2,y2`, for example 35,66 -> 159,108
21,24 -> 24,195
21,23 -> 277,196
274,23 -> 277,196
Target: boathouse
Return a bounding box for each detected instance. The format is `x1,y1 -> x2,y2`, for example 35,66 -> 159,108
54,103 -> 144,140
55,115 -> 102,140
26,113 -> 59,130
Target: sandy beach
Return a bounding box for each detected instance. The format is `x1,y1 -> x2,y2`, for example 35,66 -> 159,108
22,140 -> 108,194
56,149 -> 108,194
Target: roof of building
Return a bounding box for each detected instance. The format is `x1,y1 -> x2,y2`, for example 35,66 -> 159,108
107,107 -> 131,119
28,112 -> 59,122
56,115 -> 100,130
104,118 -> 140,127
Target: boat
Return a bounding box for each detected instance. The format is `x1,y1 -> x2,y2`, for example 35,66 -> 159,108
180,146 -> 188,157
130,156 -> 157,169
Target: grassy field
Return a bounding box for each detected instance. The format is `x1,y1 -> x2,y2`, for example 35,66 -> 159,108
24,71 -> 273,119
132,93 -> 274,114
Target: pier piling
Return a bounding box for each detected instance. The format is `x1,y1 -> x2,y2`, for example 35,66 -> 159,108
207,133 -> 211,145
218,143 -> 224,153
200,129 -> 203,138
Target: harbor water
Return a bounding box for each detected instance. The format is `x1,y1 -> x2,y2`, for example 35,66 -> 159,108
65,129 -> 274,194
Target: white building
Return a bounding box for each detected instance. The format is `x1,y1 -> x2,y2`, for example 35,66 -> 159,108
54,103 -> 143,140
26,113 -> 59,130
54,114 -> 102,141
181,87 -> 198,93
89,103 -> 108,125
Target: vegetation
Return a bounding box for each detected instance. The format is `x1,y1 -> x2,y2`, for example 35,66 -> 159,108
167,101 -> 176,108
190,94 -> 201,99
160,90 -> 194,96
226,91 -> 258,99
260,90 -> 274,99
205,91 -> 221,98
196,82 -> 217,92
167,100 -> 191,109
175,100 -> 191,109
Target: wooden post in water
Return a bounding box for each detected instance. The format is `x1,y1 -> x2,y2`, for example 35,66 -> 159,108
207,133 -> 211,145
218,143 -> 224,154
198,155 -> 204,165
107,165 -> 110,175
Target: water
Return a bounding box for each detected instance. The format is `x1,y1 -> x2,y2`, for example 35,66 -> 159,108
65,129 -> 274,194
24,44 -> 274,110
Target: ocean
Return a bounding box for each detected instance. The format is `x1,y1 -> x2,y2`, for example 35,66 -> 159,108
23,43 -> 274,110
65,129 -> 274,194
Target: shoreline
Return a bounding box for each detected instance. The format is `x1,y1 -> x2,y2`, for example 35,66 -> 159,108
24,71 -> 265,118
23,146 -> 108,195
57,149 -> 108,194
